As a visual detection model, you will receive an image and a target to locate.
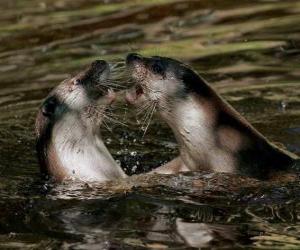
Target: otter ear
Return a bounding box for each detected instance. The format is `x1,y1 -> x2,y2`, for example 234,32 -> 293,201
42,96 -> 58,117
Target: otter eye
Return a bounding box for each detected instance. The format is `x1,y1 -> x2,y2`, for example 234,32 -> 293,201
42,97 -> 57,117
152,63 -> 164,75
73,79 -> 81,85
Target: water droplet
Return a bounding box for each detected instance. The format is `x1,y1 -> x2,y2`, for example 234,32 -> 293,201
132,165 -> 137,173
42,184 -> 48,191
130,151 -> 137,156
8,232 -> 16,238
280,101 -> 287,110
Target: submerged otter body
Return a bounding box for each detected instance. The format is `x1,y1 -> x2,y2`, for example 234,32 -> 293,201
36,60 -> 127,182
125,53 -> 298,179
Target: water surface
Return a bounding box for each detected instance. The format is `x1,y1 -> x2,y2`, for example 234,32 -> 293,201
0,0 -> 300,249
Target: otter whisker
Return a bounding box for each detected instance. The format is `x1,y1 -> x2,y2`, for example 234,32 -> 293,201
106,114 -> 128,126
142,101 -> 157,137
102,106 -> 128,126
94,85 -> 108,93
102,118 -> 113,133
140,100 -> 157,127
107,76 -> 132,83
108,106 -> 129,113
96,82 -> 126,90
110,62 -> 125,70
104,105 -> 129,118
100,80 -> 124,86
140,102 -> 155,125
103,113 -> 128,127
95,81 -> 123,87
109,69 -> 131,75
135,101 -> 151,113
136,102 -> 152,115
106,112 -> 127,122
104,108 -> 121,118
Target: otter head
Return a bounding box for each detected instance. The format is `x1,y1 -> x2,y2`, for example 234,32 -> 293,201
35,60 -> 117,180
36,60 -> 115,137
125,53 -> 212,110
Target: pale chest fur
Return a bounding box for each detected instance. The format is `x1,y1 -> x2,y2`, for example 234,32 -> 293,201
51,113 -> 126,182
165,97 -> 236,173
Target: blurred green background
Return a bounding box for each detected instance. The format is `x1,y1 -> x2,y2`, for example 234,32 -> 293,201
0,0 -> 300,249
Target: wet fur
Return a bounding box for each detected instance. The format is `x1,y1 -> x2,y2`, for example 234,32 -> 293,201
126,54 -> 298,179
179,74 -> 296,178
36,61 -> 126,182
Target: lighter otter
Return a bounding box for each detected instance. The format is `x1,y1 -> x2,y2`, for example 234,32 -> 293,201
35,60 -> 127,182
125,53 -> 298,179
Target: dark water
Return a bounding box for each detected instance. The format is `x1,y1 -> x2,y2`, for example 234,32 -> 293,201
0,0 -> 300,249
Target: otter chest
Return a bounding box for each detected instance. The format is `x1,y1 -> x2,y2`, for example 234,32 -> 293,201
172,99 -> 236,172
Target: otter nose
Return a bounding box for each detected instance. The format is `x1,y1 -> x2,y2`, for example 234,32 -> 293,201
126,53 -> 143,64
91,60 -> 108,71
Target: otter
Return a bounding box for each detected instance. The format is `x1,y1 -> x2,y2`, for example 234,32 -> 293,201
35,60 -> 127,182
125,53 -> 298,179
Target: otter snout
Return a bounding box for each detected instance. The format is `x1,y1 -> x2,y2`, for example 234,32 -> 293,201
126,53 -> 144,65
126,53 -> 148,83
91,60 -> 108,73
87,60 -> 110,82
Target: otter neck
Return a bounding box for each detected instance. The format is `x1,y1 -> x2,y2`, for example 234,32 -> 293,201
49,112 -> 126,182
159,94 -> 227,172
157,90 -> 295,178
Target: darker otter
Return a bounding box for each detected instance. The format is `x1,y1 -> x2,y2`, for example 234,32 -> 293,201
36,60 -> 127,182
125,53 -> 298,179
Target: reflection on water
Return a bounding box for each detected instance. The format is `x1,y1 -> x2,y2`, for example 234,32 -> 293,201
0,0 -> 299,248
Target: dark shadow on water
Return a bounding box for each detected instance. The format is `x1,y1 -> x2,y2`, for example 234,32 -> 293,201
0,0 -> 299,248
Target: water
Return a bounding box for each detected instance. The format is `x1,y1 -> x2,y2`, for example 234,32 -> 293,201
0,0 -> 300,248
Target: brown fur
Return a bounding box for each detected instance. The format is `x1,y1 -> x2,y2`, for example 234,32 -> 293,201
217,126 -> 245,153
35,60 -> 127,182
125,53 -> 298,179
